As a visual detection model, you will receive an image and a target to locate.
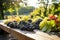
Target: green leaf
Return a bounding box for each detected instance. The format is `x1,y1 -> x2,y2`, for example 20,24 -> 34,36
48,20 -> 56,27
42,25 -> 48,32
46,27 -> 51,33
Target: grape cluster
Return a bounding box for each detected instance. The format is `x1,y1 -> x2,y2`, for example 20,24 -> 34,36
19,20 -> 35,31
7,19 -> 42,31
33,19 -> 42,29
7,21 -> 19,28
7,20 -> 35,31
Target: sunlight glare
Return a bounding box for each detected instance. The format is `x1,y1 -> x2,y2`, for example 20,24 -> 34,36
27,0 -> 40,8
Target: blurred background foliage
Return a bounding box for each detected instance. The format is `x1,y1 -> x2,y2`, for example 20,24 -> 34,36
30,3 -> 60,18
0,0 -> 60,19
4,6 -> 35,15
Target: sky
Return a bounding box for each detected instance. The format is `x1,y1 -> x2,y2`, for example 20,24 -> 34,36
27,0 -> 40,8
27,0 -> 60,8
21,0 -> 60,8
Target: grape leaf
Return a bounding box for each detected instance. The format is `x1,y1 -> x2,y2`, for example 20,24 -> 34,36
42,24 -> 48,32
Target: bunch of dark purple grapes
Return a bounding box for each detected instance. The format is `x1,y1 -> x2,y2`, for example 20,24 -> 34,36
7,21 -> 19,28
7,19 -> 42,31
32,19 -> 42,30
18,20 -> 35,31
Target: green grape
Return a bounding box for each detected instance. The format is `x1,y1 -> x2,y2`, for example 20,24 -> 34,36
21,16 -> 30,21
39,17 -> 48,29
32,16 -> 41,23
47,20 -> 56,27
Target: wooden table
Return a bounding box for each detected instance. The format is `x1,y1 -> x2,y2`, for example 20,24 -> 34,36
0,20 -> 60,40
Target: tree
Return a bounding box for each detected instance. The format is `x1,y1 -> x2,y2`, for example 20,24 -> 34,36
0,0 -> 22,19
39,0 -> 58,16
0,0 -> 5,19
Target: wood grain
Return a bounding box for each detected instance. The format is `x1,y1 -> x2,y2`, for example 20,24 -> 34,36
0,23 -> 60,40
0,24 -> 34,40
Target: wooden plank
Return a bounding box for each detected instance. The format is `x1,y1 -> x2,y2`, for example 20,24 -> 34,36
36,31 -> 60,40
0,24 -> 34,40
0,20 -> 60,40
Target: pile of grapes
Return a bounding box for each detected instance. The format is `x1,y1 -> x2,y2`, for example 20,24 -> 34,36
4,13 -> 60,32
4,16 -> 42,31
